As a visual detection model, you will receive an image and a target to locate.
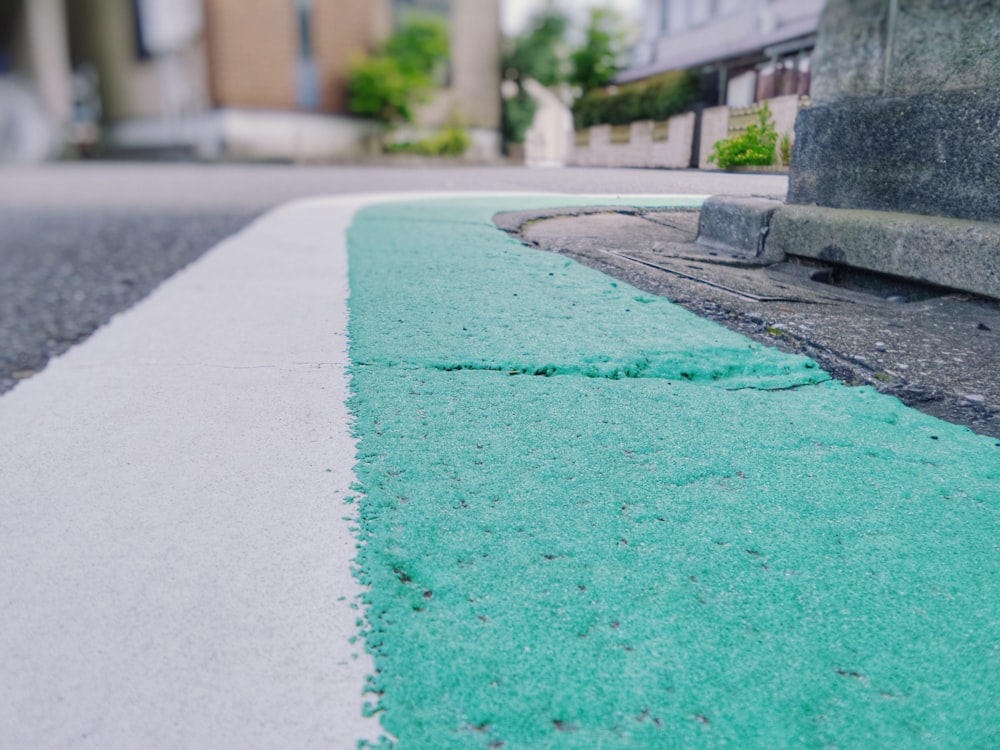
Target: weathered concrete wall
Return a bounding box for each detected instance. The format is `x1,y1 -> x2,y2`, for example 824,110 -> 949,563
698,105 -> 729,170
789,0 -> 1000,223
791,87 -> 1000,223
811,0 -> 1000,103
415,0 -> 501,133
523,79 -> 572,167
570,112 -> 695,169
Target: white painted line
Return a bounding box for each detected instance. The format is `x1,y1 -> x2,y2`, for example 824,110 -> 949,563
0,197 -> 380,749
0,191 -> 702,748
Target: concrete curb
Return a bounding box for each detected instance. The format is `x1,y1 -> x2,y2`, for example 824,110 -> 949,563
695,195 -> 785,263
698,197 -> 1000,300
768,204 -> 1000,300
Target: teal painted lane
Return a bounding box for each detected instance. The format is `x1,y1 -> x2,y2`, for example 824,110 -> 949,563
347,198 -> 1000,749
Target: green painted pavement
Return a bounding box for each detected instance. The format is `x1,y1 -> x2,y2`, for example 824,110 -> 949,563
347,198 -> 1000,749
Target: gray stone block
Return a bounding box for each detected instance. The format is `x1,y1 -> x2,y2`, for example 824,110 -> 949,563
888,0 -> 1000,97
769,204 -> 1000,300
810,0 -> 888,104
788,86 -> 1000,223
696,196 -> 785,263
810,0 -> 1000,105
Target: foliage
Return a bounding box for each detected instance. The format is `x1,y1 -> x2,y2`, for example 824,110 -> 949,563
500,4 -> 569,144
569,8 -> 625,94
572,69 -> 700,129
386,125 -> 471,156
349,56 -> 421,123
501,4 -> 570,88
708,103 -> 778,169
349,16 -> 449,124
778,132 -> 793,167
385,17 -> 450,78
502,90 -> 538,145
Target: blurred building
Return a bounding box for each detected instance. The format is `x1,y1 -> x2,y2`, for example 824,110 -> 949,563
0,0 -> 501,162
621,0 -> 826,107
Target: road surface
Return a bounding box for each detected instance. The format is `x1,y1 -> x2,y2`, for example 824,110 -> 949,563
0,168 -> 996,748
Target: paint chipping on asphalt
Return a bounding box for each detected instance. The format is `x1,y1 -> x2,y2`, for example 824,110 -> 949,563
347,198 -> 999,749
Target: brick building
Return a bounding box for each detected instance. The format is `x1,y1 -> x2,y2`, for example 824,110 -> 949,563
0,0 -> 501,162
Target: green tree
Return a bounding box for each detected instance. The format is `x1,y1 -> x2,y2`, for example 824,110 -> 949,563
500,4 -> 570,145
385,17 -> 450,80
502,3 -> 570,88
569,8 -> 625,93
349,16 -> 449,124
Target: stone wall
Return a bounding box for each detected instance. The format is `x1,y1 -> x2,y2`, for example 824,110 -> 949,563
570,112 -> 695,169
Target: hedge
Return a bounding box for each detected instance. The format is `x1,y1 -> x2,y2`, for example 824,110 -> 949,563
572,69 -> 701,129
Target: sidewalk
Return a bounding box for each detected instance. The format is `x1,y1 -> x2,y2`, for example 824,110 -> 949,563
1,188 -> 997,749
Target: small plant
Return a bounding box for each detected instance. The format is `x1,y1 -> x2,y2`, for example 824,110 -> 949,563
778,132 -> 793,167
386,125 -> 471,157
709,103 -> 779,170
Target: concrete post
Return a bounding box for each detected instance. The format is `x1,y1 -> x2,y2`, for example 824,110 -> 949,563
788,0 -> 1000,224
23,0 -> 73,128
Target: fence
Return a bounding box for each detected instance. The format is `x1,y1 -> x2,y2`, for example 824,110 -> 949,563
569,111 -> 696,168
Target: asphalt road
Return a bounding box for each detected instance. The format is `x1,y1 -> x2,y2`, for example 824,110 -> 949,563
0,209 -> 256,394
2,185 -> 996,748
0,163 -> 787,396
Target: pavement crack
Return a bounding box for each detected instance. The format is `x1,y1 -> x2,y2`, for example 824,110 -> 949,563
358,359 -> 828,390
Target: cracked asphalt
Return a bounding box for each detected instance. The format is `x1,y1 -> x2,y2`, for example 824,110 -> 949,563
0,163 -> 786,398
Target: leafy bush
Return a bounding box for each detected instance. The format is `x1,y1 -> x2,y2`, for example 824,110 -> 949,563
572,69 -> 700,129
349,56 -> 422,123
502,90 -> 537,145
501,8 -> 570,88
349,17 -> 449,124
569,9 -> 625,94
778,132 -> 793,166
708,103 -> 778,169
385,18 -> 449,79
386,125 -> 471,156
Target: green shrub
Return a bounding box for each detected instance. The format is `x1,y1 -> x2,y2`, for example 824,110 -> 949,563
708,103 -> 778,169
349,17 -> 449,124
385,17 -> 449,79
502,90 -> 537,144
349,56 -> 423,123
778,132 -> 793,166
572,69 -> 700,129
386,125 -> 471,157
